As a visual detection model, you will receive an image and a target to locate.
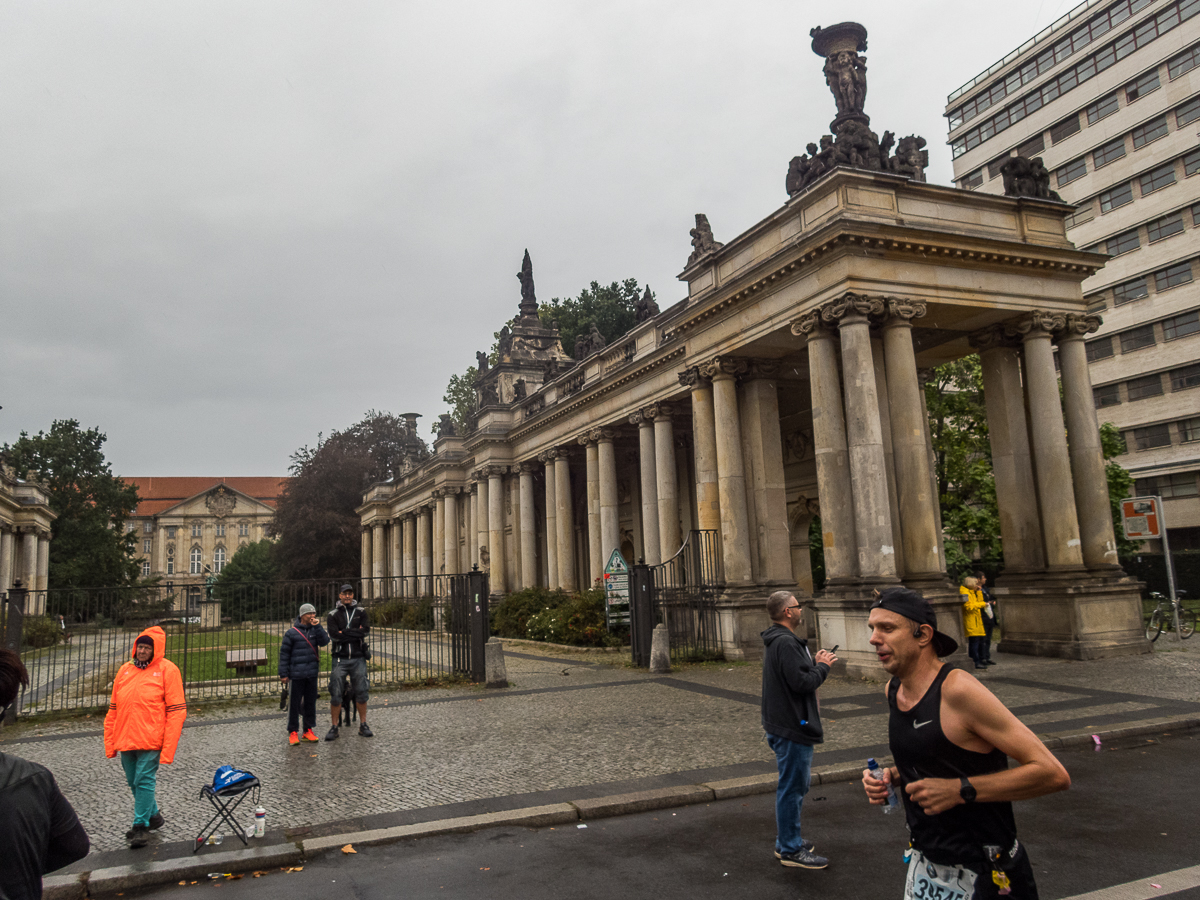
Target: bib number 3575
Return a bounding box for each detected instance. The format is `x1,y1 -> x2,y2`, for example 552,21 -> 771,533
903,851 -> 978,900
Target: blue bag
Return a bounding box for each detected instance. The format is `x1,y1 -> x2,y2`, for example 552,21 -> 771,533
212,765 -> 256,791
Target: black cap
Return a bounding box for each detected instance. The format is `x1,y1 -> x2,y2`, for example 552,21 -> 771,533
339,583 -> 355,594
135,634 -> 154,649
871,587 -> 958,658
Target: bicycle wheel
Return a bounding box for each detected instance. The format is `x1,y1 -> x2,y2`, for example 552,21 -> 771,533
1145,611 -> 1163,642
1178,608 -> 1196,639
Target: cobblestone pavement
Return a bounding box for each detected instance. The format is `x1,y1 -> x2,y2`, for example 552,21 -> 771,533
3,638 -> 1198,857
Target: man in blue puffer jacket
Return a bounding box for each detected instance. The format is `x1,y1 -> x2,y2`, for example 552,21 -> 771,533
278,603 -> 330,745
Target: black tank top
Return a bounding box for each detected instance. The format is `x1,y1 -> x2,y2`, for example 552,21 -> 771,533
888,665 -> 1018,869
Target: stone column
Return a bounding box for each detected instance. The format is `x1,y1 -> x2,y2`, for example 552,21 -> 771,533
432,491 -> 445,576
871,336 -> 906,578
36,534 -> 50,593
444,489 -> 459,575
518,463 -> 538,588
790,499 -> 818,594
971,330 -> 1045,572
487,467 -> 507,594
418,506 -> 433,595
630,409 -> 661,565
650,406 -> 682,561
508,474 -> 521,591
403,514 -> 416,596
828,294 -> 898,581
555,451 -> 577,591
882,300 -> 943,580
372,523 -> 387,599
0,529 -> 13,591
476,476 -> 490,575
1058,315 -> 1122,570
1010,312 -> 1085,570
390,518 -> 402,581
596,429 -> 620,565
541,453 -> 559,588
579,435 -> 603,584
791,314 -> 857,582
741,362 -> 792,585
680,368 -> 721,533
360,528 -> 372,597
468,482 -> 479,569
699,357 -> 754,585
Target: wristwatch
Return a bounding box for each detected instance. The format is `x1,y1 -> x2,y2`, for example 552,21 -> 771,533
959,776 -> 977,804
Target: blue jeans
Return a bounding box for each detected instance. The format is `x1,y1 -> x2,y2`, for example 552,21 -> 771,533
766,733 -> 814,855
120,750 -> 161,827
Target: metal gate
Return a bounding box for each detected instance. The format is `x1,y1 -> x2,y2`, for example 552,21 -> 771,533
630,530 -> 722,665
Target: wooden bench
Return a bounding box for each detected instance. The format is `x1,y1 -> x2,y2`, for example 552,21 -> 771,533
225,649 -> 269,674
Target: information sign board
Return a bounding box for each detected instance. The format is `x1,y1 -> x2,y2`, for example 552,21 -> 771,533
603,549 -> 630,627
1121,496 -> 1163,540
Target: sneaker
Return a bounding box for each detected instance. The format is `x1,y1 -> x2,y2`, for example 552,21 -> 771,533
985,660 -> 998,666
779,848 -> 828,869
359,722 -> 374,737
325,725 -> 339,741
148,812 -> 165,831
128,825 -> 150,849
775,839 -> 815,858
975,664 -> 987,670
288,731 -> 300,745
303,729 -> 319,742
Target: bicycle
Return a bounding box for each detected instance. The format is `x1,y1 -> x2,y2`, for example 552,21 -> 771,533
1144,590 -> 1196,641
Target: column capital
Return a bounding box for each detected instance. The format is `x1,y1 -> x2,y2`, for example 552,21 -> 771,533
588,426 -> 617,443
480,464 -> 507,478
821,291 -> 885,325
790,310 -> 835,341
677,366 -> 712,390
538,448 -> 564,463
1005,310 -> 1067,341
1056,313 -> 1103,342
697,356 -> 748,381
644,402 -> 676,421
743,359 -> 782,381
430,487 -> 444,499
628,409 -> 651,426
968,323 -> 1023,352
882,298 -> 927,326
515,460 -> 538,474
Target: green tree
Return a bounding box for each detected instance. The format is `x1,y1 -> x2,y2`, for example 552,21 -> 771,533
442,366 -> 478,435
1101,422 -> 1139,559
538,278 -> 647,359
272,411 -> 429,579
212,539 -> 282,620
1,419 -> 141,588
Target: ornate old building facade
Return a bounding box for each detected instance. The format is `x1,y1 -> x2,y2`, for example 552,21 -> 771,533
0,466 -> 55,612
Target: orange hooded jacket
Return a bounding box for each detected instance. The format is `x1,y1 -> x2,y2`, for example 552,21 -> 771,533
103,626 -> 187,764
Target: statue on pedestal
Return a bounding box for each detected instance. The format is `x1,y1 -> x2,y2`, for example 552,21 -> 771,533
516,249 -> 538,320
687,214 -> 724,266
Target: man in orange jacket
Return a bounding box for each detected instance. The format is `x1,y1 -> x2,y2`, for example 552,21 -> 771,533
103,626 -> 186,849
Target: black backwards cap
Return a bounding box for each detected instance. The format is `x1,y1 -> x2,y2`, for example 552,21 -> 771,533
339,583 -> 355,594
871,587 -> 958,658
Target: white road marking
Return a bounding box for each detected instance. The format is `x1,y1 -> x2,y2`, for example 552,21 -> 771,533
1056,864 -> 1200,899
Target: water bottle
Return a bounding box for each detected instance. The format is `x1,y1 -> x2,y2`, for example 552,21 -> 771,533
254,805 -> 266,837
867,758 -> 899,813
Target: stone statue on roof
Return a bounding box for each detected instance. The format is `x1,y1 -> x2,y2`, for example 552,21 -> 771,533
687,214 -> 724,267
517,249 -> 538,319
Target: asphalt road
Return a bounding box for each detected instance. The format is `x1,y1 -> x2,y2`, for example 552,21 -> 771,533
131,731 -> 1200,900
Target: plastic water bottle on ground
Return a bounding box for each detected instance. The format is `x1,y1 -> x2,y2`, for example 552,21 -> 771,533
867,758 -> 899,814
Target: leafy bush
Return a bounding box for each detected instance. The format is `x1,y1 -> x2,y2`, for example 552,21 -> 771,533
491,587 -> 568,638
372,597 -> 437,631
494,586 -> 620,647
21,616 -> 64,649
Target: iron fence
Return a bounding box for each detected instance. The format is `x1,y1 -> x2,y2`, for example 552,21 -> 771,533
646,530 -> 722,662
2,574 -> 480,717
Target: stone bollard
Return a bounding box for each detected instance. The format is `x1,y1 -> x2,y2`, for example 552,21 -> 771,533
485,636 -> 509,688
649,623 -> 671,674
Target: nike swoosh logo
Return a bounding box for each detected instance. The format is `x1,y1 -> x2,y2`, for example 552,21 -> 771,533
913,720 -> 933,729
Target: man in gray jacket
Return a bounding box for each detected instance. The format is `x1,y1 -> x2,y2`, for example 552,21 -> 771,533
761,590 -> 837,870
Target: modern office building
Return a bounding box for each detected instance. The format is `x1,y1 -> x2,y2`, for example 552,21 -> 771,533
947,0 -> 1200,547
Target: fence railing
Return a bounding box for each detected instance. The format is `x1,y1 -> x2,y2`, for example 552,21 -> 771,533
2,573 -> 484,717
635,530 -> 722,664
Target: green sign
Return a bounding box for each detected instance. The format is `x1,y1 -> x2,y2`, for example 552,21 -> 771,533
603,549 -> 630,627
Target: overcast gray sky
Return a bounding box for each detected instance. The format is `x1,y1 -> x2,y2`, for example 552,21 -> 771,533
1,0 -> 1080,476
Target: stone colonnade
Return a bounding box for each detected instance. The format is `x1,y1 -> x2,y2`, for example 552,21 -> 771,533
0,527 -> 50,594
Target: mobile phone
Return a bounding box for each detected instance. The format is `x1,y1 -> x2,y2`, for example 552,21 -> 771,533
830,645 -> 839,652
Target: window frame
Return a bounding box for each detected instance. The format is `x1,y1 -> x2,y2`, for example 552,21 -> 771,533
1125,68 -> 1161,102
1133,422 -> 1172,450
1163,310 -> 1200,340
1093,136 -> 1127,168
1156,262 -> 1194,292
1139,162 -> 1177,195
1147,214 -> 1185,242
1100,181 -> 1134,212
1113,277 -> 1149,305
1127,372 -> 1166,400
1120,323 -> 1157,352
1107,229 -> 1141,256
1131,115 -> 1170,149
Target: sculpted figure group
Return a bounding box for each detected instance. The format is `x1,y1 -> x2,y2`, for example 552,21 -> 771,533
787,130 -> 927,197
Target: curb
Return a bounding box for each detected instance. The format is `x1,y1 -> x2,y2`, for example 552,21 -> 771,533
45,715 -> 1200,898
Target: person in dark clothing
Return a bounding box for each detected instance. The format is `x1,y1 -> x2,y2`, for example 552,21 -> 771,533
279,602 -> 330,745
761,590 -> 837,871
326,584 -> 373,739
0,649 -> 90,900
862,588 -> 1070,898
975,571 -> 997,665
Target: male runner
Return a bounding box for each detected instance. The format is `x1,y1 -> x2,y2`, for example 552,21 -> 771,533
861,587 -> 1070,898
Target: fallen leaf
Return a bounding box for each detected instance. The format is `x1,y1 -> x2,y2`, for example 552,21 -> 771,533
229,875 -> 243,880
341,844 -> 357,854
252,872 -> 269,878
179,882 -> 187,886
479,867 -> 490,871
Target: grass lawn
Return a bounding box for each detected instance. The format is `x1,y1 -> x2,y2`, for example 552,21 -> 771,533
163,629 -> 332,682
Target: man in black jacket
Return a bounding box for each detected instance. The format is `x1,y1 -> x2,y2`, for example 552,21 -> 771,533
326,584 -> 373,739
761,590 -> 837,870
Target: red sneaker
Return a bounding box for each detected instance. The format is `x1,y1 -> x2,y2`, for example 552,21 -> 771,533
303,729 -> 319,742
288,731 -> 300,745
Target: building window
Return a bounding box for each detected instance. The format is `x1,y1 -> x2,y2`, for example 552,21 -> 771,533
1157,472 -> 1199,498
1051,114 -> 1082,144
1113,277 -> 1149,305
1134,423 -> 1172,449
190,547 -> 202,575
1169,42 -> 1200,78
166,526 -> 177,539
166,556 -> 174,576
988,155 -> 1011,179
1100,182 -> 1133,212
1170,363 -> 1200,391
961,169 -> 984,190
1107,229 -> 1141,256
1086,337 -> 1115,361
1066,204 -> 1096,229
143,521 -> 153,534
239,523 -> 250,537
125,522 -> 136,534
143,539 -> 152,554
1192,203 -> 1200,226
1017,134 -> 1046,157
1182,417 -> 1200,441
1120,323 -> 1156,352
1132,116 -> 1170,149
1057,158 -> 1087,186
1184,148 -> 1200,177
1156,262 -> 1194,292
1163,310 -> 1200,340
1126,69 -> 1161,102
1094,383 -> 1121,407
1087,93 -> 1120,124
1177,96 -> 1200,127
1093,137 -> 1127,168
190,523 -> 202,538
215,524 -> 226,538
213,546 -> 226,573
1127,373 -> 1165,400
1147,214 -> 1184,242
141,560 -> 151,578
1139,163 -> 1176,195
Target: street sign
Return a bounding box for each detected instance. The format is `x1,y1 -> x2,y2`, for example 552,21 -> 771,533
603,549 -> 630,627
1121,496 -> 1163,540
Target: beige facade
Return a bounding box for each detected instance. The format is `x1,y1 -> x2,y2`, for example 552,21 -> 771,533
361,164 -> 1150,671
0,465 -> 55,613
948,0 -> 1200,546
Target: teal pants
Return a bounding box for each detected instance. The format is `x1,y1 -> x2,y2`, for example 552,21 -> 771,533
120,750 -> 161,827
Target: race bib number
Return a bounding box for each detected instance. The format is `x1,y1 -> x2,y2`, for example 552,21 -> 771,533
903,850 -> 978,900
